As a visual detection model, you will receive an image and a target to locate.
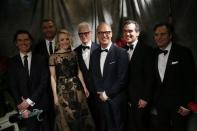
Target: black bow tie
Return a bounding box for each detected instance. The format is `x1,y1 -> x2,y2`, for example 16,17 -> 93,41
82,46 -> 90,50
100,49 -> 108,53
157,48 -> 168,55
125,44 -> 133,51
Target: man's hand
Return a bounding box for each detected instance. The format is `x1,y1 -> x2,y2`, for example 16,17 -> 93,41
17,97 -> 30,111
178,106 -> 190,116
138,99 -> 148,108
97,91 -> 109,102
21,110 -> 30,119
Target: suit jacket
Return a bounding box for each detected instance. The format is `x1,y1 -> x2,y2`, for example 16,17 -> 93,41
123,42 -> 155,105
91,43 -> 129,130
8,52 -> 49,110
34,39 -> 50,60
154,43 -> 196,110
74,42 -> 99,93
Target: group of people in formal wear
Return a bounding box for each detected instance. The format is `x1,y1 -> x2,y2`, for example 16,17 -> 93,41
7,18 -> 196,131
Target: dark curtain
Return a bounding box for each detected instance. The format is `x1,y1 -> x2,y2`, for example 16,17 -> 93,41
0,0 -> 196,130
0,0 -> 196,56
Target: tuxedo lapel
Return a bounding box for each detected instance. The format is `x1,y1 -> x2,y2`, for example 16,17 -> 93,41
89,42 -> 99,69
29,54 -> 35,79
16,55 -> 29,76
16,55 -> 24,68
44,42 -> 50,57
90,42 -> 98,54
162,45 -> 174,84
80,45 -> 90,71
94,50 -> 102,78
128,42 -> 142,64
39,40 -> 50,58
103,50 -> 111,78
103,45 -> 114,78
15,54 -> 31,96
155,54 -> 162,84
130,42 -> 139,62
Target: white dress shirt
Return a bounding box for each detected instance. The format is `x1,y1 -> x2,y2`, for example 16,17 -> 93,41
45,39 -> 56,54
158,42 -> 172,82
127,40 -> 138,60
20,51 -> 32,75
82,41 -> 91,69
19,51 -> 35,106
100,42 -> 112,76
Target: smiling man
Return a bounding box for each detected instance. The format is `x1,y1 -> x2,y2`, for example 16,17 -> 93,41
8,30 -> 50,131
122,20 -> 155,131
74,22 -> 99,125
90,22 -> 129,131
153,22 -> 196,131
35,19 -> 57,59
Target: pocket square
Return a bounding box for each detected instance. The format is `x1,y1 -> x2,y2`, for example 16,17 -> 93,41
109,61 -> 116,64
171,61 -> 179,65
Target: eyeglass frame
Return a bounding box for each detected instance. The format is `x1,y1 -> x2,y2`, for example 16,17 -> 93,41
78,31 -> 91,37
97,31 -> 112,35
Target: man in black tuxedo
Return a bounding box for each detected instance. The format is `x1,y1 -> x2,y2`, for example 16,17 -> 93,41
35,19 -> 57,60
8,30 -> 50,131
74,22 -> 99,123
90,22 -> 129,131
153,22 -> 196,131
122,20 -> 155,131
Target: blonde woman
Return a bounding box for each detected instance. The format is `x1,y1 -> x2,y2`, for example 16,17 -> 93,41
49,29 -> 95,131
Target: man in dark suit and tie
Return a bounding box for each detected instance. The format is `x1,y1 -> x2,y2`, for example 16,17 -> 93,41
8,30 -> 50,131
153,22 -> 196,131
35,19 -> 57,129
122,20 -> 155,131
35,19 -> 57,60
74,22 -> 99,123
90,22 -> 129,131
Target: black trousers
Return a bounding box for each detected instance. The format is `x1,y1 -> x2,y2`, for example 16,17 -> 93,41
24,111 -> 51,131
127,104 -> 150,131
156,107 -> 188,131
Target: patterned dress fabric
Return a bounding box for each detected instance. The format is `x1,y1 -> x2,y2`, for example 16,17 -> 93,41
49,50 -> 96,131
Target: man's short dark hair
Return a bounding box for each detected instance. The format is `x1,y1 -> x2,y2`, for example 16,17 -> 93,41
40,18 -> 55,27
153,22 -> 173,35
122,20 -> 140,32
13,30 -> 33,42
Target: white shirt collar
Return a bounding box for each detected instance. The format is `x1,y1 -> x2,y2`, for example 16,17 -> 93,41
101,42 -> 112,50
127,39 -> 138,49
160,41 -> 172,53
20,51 -> 32,59
82,41 -> 92,48
46,38 -> 55,44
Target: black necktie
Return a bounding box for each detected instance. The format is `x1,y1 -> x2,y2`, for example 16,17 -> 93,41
82,46 -> 90,50
100,49 -> 108,53
49,41 -> 53,54
24,55 -> 28,73
125,44 -> 133,51
157,48 -> 168,55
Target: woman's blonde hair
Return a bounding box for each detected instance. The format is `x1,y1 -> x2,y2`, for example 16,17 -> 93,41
56,29 -> 73,49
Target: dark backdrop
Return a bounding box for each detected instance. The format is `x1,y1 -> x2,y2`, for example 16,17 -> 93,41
1,0 -> 196,97
0,0 -> 197,130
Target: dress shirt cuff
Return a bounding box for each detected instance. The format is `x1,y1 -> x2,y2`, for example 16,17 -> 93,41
103,91 -> 109,100
26,98 -> 35,106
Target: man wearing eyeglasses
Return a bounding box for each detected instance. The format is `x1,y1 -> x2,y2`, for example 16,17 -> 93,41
74,22 -> 99,125
122,20 -> 155,131
90,22 -> 129,131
